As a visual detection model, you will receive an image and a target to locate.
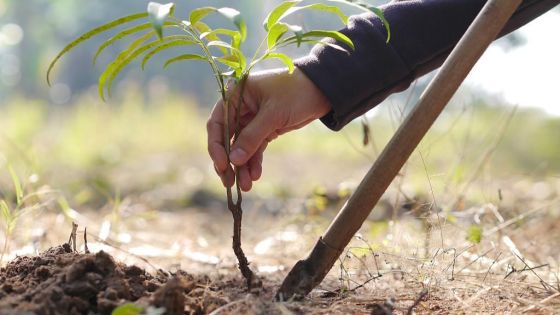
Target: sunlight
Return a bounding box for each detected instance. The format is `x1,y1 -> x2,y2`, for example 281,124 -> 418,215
467,11 -> 560,116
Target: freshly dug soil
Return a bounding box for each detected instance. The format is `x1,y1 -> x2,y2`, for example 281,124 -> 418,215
0,244 -> 228,315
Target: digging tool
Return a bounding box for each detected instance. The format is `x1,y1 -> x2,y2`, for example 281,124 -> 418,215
276,0 -> 523,300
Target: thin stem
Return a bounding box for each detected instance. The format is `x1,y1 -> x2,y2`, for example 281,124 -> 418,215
175,17 -> 258,288
0,232 -> 10,265
171,18 -> 226,93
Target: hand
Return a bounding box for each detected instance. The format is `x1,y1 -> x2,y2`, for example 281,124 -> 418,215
207,67 -> 331,191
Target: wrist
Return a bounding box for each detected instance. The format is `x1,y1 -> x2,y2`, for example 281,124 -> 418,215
293,67 -> 332,119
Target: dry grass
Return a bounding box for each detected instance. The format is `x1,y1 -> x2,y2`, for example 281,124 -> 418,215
1,177 -> 558,314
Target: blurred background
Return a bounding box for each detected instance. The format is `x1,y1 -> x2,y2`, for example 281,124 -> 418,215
0,0 -> 559,301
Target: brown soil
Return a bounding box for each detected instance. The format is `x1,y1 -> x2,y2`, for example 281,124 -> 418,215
0,244 -> 230,315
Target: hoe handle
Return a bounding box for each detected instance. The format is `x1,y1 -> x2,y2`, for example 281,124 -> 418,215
277,0 -> 522,300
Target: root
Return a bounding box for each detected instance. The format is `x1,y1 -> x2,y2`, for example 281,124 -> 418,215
227,182 -> 261,290
222,75 -> 261,291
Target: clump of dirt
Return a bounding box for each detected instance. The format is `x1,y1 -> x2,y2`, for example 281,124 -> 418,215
0,244 -> 228,314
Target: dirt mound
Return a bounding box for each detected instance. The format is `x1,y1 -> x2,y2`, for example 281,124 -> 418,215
0,244 -> 227,315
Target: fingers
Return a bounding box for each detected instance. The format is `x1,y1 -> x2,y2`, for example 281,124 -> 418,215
248,143 -> 267,181
237,165 -> 252,192
237,142 -> 266,190
207,100 -> 228,173
229,109 -> 276,166
217,165 -> 235,188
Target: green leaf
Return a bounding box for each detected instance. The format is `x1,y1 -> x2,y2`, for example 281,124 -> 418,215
288,24 -> 304,47
213,55 -> 240,69
147,2 -> 175,40
98,31 -> 155,100
304,30 -> 354,50
328,0 -> 390,42
111,303 -> 144,315
8,166 -> 23,206
192,21 -> 211,34
221,70 -> 236,77
279,30 -> 354,51
282,4 -> 349,25
200,28 -> 239,41
94,23 -> 152,65
192,21 -> 228,55
466,224 -> 483,244
99,35 -> 185,100
279,37 -> 348,52
265,52 -> 295,74
207,41 -> 246,70
267,23 -> 289,49
46,12 -> 148,85
200,28 -> 242,49
189,6 -> 217,25
264,0 -> 301,31
141,39 -> 196,69
93,22 -> 177,65
164,54 -> 206,68
369,7 -> 391,42
216,8 -> 247,42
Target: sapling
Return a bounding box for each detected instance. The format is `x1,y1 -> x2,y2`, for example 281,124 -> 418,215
47,0 -> 389,289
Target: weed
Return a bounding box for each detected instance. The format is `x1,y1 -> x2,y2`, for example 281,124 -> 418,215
0,166 -> 54,264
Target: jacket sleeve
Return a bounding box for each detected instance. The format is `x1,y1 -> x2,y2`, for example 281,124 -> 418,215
295,0 -> 560,131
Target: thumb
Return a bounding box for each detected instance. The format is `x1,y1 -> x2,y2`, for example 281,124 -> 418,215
229,110 -> 276,166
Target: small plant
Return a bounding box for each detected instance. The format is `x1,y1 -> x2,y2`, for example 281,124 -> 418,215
1,167 -> 54,264
47,0 -> 389,288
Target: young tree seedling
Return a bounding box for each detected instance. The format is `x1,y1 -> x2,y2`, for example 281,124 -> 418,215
46,0 -> 389,289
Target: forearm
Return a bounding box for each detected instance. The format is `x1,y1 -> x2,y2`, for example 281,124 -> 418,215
295,0 -> 560,131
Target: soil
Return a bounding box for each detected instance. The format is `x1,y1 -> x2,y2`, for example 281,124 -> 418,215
0,244 -> 231,315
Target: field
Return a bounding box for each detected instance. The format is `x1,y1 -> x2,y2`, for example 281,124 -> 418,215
1,93 -> 559,314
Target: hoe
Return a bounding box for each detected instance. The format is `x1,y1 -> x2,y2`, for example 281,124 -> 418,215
277,0 -> 523,300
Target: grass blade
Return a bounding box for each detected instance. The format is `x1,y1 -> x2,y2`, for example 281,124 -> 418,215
0,200 -> 11,224
47,12 -> 148,85
8,166 -> 23,206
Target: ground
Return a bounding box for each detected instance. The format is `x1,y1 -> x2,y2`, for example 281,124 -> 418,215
1,100 -> 559,314
1,185 -> 559,314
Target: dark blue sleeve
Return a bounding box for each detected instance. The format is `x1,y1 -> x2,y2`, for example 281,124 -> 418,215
295,0 -> 559,131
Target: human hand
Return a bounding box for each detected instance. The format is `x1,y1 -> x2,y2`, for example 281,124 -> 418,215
207,67 -> 331,191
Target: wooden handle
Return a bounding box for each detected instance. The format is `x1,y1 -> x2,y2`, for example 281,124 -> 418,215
277,0 -> 523,300
323,0 -> 523,249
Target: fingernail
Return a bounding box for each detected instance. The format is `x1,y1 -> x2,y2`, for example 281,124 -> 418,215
229,148 -> 247,165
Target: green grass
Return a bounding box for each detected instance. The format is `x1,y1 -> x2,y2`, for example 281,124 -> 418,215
1,91 -> 559,210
